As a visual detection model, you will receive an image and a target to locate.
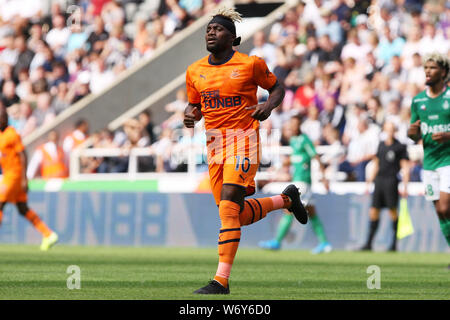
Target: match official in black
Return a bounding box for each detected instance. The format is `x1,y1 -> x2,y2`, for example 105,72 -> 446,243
361,121 -> 410,252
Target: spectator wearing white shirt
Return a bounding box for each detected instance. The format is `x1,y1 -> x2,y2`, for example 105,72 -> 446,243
249,30 -> 277,71
418,22 -> 450,56
340,116 -> 380,181
321,124 -> 345,181
89,57 -> 115,94
340,29 -> 371,65
301,106 -> 322,145
0,32 -> 18,67
45,14 -> 71,56
406,52 -> 426,87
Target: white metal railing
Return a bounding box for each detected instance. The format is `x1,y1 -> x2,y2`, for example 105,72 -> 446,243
69,144 -> 423,181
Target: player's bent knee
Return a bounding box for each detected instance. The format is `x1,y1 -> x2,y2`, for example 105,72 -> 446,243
16,202 -> 29,216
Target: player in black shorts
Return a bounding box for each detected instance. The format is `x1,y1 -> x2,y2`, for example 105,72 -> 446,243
360,121 -> 410,251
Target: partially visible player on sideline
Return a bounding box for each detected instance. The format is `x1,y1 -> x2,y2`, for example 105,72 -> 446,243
0,105 -> 58,250
361,121 -> 410,252
184,7 -> 308,294
407,53 -> 450,247
259,116 -> 332,254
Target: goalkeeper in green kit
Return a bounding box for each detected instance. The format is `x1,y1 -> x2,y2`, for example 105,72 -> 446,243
259,116 -> 332,254
407,53 -> 450,247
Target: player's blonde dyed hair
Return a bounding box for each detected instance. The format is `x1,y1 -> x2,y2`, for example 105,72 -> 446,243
423,52 -> 450,80
212,6 -> 243,23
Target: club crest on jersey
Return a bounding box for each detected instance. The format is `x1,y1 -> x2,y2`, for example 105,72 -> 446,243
230,69 -> 240,79
420,104 -> 426,110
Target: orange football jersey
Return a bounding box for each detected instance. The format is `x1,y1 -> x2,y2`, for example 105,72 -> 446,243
186,51 -> 277,131
0,126 -> 25,178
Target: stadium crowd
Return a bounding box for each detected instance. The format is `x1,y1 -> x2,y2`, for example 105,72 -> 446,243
0,0 -> 221,137
2,0 -> 450,181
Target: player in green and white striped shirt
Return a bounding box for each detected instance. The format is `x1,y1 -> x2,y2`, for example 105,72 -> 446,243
259,116 -> 332,254
407,53 -> 450,247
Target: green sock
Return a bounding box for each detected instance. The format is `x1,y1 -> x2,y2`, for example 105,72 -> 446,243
439,219 -> 450,246
275,214 -> 293,243
310,215 -> 327,244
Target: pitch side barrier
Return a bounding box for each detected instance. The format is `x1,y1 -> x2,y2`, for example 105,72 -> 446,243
0,191 -> 447,252
67,143 -> 423,183
23,0 -> 291,153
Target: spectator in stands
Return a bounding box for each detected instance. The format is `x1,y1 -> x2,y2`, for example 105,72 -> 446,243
67,71 -> 91,103
66,19 -> 88,54
63,119 -> 89,158
136,109 -> 155,145
301,106 -> 322,145
382,55 -> 407,93
30,92 -> 56,129
27,130 -> 69,179
86,15 -> 110,54
89,57 -> 115,94
340,115 -> 379,181
419,22 -> 449,56
0,32 -> 18,67
163,88 -> 188,130
48,61 -> 69,92
406,52 -> 426,86
366,96 -> 384,127
376,25 -> 405,67
339,57 -> 367,106
101,0 -> 126,32
293,71 -> 315,115
320,124 -> 346,181
51,81 -> 71,115
133,15 -> 151,55
13,35 -> 35,80
152,127 -> 175,172
16,68 -> 33,102
318,95 -> 346,135
249,30 -> 277,71
340,28 -> 370,64
17,101 -> 34,137
27,23 -> 44,53
1,80 -> 20,107
316,7 -> 343,45
45,14 -> 71,56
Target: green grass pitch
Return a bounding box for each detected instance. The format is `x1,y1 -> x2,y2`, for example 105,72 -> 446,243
0,244 -> 448,300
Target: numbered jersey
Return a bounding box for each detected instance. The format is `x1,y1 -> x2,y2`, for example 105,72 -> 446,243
410,87 -> 450,170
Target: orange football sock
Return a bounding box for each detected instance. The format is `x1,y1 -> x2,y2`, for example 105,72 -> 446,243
0,210 -> 2,224
215,200 -> 241,288
25,209 -> 52,238
239,195 -> 291,226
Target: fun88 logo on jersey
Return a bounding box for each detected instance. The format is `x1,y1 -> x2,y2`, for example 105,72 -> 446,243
201,90 -> 242,109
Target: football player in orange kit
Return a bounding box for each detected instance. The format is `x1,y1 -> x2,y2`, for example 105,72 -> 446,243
0,105 -> 58,250
184,7 -> 308,294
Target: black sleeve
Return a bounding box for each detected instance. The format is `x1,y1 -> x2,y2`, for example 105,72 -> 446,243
399,144 -> 409,160
375,142 -> 382,159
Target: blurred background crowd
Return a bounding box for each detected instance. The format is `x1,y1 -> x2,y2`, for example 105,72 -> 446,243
1,0 -> 449,182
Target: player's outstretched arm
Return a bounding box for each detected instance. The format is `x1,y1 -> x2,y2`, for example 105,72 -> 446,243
183,103 -> 202,128
246,81 -> 285,121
